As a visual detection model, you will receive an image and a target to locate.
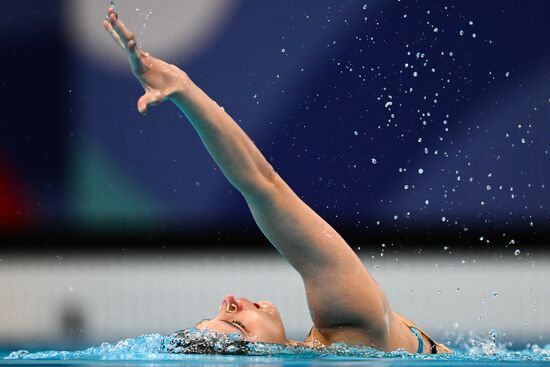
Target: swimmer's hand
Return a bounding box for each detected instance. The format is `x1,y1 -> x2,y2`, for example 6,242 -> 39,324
103,7 -> 189,115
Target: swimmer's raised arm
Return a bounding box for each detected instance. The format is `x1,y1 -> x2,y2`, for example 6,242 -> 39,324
103,8 -> 276,197
104,8 -> 401,351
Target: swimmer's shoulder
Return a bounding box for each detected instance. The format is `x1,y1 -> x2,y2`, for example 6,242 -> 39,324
302,325 -> 387,350
301,314 -> 452,354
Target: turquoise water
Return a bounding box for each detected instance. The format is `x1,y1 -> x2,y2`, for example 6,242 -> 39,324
1,331 -> 549,367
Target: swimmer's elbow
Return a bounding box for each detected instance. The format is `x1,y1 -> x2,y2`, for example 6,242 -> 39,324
241,167 -> 285,201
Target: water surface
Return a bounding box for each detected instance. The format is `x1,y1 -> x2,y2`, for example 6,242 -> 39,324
1,332 -> 548,367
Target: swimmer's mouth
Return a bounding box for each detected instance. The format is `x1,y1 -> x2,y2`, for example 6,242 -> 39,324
253,303 -> 260,309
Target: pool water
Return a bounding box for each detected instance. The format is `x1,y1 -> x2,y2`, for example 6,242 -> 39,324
1,332 -> 549,367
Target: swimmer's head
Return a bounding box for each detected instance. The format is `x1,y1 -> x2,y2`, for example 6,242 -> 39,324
191,295 -> 289,346
197,295 -> 288,344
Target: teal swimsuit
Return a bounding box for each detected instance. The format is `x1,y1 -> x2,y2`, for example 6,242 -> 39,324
410,327 -> 438,354
410,327 -> 424,353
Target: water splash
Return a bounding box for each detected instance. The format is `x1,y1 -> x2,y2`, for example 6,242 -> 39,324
135,7 -> 154,36
4,329 -> 550,362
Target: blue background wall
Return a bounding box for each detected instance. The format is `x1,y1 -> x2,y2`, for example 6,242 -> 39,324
1,0 -> 549,251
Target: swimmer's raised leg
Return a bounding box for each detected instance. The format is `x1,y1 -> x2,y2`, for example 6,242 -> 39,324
103,8 -> 423,353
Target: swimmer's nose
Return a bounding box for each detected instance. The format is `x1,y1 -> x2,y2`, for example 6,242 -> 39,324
221,294 -> 240,313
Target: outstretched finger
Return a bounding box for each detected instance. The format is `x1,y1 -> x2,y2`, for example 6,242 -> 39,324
108,8 -> 136,48
127,39 -> 144,72
103,19 -> 125,50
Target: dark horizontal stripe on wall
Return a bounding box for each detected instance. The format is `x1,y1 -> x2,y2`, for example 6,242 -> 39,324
0,225 -> 548,256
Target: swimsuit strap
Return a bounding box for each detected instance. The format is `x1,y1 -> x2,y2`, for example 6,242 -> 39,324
409,325 -> 439,354
409,327 -> 424,354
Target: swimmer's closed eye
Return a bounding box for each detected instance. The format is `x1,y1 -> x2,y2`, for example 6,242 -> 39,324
231,320 -> 247,332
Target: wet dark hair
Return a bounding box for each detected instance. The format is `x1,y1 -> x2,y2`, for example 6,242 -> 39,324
162,328 -> 253,355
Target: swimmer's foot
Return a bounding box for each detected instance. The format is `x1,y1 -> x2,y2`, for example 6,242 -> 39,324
102,7 -> 190,115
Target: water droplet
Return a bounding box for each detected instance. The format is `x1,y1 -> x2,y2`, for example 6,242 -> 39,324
514,249 -> 521,256
371,158 -> 377,164
418,168 -> 424,174
492,291 -> 498,297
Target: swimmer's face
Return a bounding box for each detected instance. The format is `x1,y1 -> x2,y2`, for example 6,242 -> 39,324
194,295 -> 288,344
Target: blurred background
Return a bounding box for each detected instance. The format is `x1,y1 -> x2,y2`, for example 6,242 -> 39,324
0,0 -> 549,351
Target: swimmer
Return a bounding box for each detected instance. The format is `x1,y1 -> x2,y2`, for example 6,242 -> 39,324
103,7 -> 452,354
